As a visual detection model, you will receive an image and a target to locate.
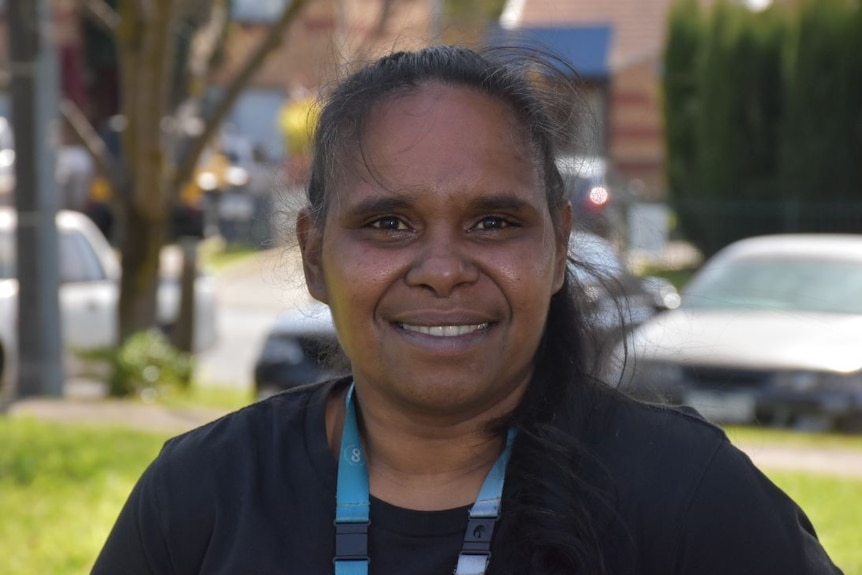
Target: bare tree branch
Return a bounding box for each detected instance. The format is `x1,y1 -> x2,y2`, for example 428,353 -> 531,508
59,99 -> 124,190
173,0 -> 310,188
188,0 -> 230,80
79,0 -> 120,34
347,0 -> 398,62
372,0 -> 396,38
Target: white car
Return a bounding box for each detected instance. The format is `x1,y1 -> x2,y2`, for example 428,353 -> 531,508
620,234 -> 862,431
0,208 -> 217,393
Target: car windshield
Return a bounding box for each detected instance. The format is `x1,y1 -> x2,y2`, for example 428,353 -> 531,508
683,257 -> 862,314
0,229 -> 107,283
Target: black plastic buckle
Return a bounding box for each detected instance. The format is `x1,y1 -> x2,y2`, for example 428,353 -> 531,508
334,521 -> 370,562
461,517 -> 496,554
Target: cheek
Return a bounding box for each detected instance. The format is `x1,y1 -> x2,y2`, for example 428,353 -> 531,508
492,244 -> 560,308
321,239 -> 404,325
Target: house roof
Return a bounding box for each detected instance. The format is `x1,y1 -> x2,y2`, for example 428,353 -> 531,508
488,25 -> 613,78
507,0 -> 674,71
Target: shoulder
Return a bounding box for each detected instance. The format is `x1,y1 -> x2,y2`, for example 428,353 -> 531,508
592,398 -> 841,574
91,380 -> 345,574
597,398 -> 729,479
145,379 -> 342,504
161,381 -> 330,462
147,380 -> 336,536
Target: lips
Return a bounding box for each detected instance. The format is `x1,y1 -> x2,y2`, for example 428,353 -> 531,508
398,323 -> 489,337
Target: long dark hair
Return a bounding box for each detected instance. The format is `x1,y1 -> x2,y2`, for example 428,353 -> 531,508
305,45 -> 627,574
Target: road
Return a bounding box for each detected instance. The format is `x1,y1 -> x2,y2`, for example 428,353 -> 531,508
196,245 -> 313,390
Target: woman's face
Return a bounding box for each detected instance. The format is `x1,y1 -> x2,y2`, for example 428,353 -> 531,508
300,83 -> 571,419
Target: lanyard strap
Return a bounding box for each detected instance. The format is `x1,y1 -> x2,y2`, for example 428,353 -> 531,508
334,383 -> 515,575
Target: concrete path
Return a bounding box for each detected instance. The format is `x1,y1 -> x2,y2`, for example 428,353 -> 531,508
7,396 -> 862,479
6,396 -> 231,435
735,442 -> 862,479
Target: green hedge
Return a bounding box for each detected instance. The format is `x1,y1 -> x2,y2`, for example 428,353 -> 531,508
664,0 -> 862,256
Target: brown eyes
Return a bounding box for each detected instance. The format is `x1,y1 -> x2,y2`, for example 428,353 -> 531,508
367,215 -> 516,233
369,216 -> 408,231
474,216 -> 511,231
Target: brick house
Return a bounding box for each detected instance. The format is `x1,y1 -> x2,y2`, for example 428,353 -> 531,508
496,0 -> 675,200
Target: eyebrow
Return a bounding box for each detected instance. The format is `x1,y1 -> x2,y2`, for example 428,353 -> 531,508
468,194 -> 533,213
345,196 -> 413,218
343,192 -> 535,218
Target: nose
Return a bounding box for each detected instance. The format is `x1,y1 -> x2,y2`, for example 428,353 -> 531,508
404,234 -> 479,297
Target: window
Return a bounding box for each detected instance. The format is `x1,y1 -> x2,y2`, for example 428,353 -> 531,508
59,230 -> 107,283
0,229 -> 107,283
231,0 -> 291,23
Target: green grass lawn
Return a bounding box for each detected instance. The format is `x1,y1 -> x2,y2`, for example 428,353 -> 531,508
767,471 -> 862,574
0,418 -> 169,575
726,424 -> 862,451
1,417 -> 859,574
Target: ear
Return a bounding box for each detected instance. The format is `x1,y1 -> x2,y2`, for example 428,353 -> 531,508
552,200 -> 573,293
296,208 -> 329,304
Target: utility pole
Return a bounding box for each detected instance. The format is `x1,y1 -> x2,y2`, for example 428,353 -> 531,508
8,0 -> 64,398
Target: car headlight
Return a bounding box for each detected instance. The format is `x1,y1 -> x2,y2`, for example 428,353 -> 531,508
260,337 -> 305,364
772,370 -> 862,392
195,171 -> 219,191
225,166 -> 249,187
0,149 -> 14,168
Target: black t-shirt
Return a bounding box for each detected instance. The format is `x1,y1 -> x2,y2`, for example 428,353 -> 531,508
91,379 -> 843,575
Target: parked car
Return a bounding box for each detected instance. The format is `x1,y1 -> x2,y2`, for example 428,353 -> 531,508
0,208 -> 217,394
253,232 -> 678,399
253,299 -> 344,399
556,155 -> 624,239
619,234 -> 862,432
570,231 -> 680,334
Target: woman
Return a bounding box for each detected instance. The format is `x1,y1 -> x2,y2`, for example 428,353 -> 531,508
93,45 -> 842,575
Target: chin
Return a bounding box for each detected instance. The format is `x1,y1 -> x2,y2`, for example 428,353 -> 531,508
393,374 -> 526,418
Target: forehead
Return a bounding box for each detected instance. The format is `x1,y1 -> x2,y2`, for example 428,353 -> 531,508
365,83 -> 534,162
330,83 -> 542,208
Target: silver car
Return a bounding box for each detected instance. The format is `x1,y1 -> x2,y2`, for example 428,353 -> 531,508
0,208 -> 218,394
620,234 -> 862,432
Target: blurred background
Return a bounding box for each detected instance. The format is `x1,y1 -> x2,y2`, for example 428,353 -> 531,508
0,0 -> 860,573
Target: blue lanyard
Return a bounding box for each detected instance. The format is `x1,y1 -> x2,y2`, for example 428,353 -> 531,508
334,383 -> 516,575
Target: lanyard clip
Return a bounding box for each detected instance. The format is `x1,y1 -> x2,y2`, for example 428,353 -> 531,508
461,517 -> 496,554
334,520 -> 370,562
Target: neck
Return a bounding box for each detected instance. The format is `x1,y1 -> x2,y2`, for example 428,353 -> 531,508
326,382 -> 519,511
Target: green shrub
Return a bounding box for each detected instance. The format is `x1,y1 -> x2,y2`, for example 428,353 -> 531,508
663,0 -> 862,257
77,330 -> 192,398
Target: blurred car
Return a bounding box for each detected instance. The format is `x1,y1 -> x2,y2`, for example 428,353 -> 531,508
557,155 -> 624,239
253,300 -> 344,399
0,208 -> 217,393
253,232 -> 679,399
620,234 -> 862,432
570,231 -> 680,335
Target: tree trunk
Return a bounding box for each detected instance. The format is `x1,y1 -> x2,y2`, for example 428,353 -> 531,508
115,0 -> 176,340
92,0 -> 309,348
118,204 -> 165,340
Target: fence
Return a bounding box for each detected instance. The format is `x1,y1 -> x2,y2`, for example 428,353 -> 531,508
671,199 -> 862,256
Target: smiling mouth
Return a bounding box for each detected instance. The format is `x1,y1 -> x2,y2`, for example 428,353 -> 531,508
398,323 -> 489,337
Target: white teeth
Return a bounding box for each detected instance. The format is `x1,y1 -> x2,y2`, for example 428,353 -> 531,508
400,323 -> 488,337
